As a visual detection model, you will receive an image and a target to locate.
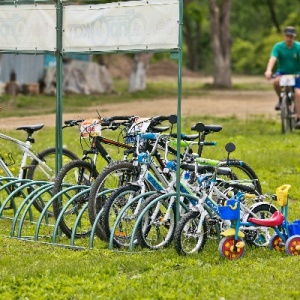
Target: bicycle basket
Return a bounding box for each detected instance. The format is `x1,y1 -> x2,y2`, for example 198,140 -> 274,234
218,199 -> 239,220
80,118 -> 101,138
288,220 -> 300,236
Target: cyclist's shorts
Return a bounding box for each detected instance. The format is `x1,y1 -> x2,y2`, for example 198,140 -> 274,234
274,71 -> 300,88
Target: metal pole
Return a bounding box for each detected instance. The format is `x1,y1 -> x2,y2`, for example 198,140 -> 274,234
55,0 -> 63,174
176,0 -> 183,224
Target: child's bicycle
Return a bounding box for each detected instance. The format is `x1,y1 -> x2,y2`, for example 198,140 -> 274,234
218,184 -> 300,260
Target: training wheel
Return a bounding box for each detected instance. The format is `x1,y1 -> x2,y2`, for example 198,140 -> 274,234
285,235 -> 300,255
219,236 -> 245,260
269,234 -> 285,251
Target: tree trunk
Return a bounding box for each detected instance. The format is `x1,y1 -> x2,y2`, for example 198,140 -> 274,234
128,53 -> 153,92
266,0 -> 281,33
183,0 -> 202,72
208,0 -> 232,88
184,18 -> 201,72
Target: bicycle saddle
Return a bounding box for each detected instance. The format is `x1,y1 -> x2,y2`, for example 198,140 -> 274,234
16,124 -> 44,134
191,123 -> 222,134
227,182 -> 256,193
248,210 -> 284,227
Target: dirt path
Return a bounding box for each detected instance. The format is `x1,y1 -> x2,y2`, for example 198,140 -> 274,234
0,89 -> 277,129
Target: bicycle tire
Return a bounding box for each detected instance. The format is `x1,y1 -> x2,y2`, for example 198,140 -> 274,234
52,160 -> 98,238
173,210 -> 208,255
100,184 -> 142,244
221,159 -> 262,194
27,147 -> 79,214
88,160 -> 136,241
135,192 -> 176,250
287,95 -> 296,132
244,203 -> 278,247
281,95 -> 293,134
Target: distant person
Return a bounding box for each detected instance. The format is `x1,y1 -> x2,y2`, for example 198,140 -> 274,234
264,26 -> 300,129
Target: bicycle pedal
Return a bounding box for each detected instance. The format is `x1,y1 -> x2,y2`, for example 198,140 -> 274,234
207,218 -> 217,225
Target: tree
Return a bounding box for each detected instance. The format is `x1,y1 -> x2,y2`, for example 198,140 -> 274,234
208,0 -> 232,88
128,53 -> 153,92
183,0 -> 203,71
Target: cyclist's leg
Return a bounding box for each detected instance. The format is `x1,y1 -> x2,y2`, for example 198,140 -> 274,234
273,72 -> 283,110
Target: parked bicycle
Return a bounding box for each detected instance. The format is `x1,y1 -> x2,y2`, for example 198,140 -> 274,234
52,115 -> 140,238
0,122 -> 79,214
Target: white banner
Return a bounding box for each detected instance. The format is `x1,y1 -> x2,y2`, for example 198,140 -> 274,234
63,0 -> 179,52
0,5 -> 56,51
0,0 -> 179,52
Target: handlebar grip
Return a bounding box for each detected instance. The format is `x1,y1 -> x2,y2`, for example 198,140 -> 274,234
203,141 -> 217,146
151,115 -> 177,124
222,160 -> 243,166
64,119 -> 84,126
139,132 -> 160,140
102,116 -> 134,122
101,121 -> 111,127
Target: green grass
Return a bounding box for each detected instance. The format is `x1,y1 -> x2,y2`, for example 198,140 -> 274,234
1,115 -> 300,299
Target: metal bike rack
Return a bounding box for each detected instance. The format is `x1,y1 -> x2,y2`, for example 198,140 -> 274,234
128,192 -> 195,251
60,188 -> 115,248
52,186 -> 90,244
12,183 -> 54,238
0,178 -> 33,217
107,191 -> 157,249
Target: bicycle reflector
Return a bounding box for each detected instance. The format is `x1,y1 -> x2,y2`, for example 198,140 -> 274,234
80,118 -> 101,138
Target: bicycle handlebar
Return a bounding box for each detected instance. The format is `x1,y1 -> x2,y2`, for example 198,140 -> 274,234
102,115 -> 135,122
218,160 -> 243,167
63,119 -> 84,128
150,115 -> 177,127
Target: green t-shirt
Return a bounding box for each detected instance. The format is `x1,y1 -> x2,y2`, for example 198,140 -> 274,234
271,41 -> 300,74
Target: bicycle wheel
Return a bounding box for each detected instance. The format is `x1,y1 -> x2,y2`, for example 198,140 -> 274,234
27,147 -> 79,214
173,210 -> 208,255
288,95 -> 296,132
88,161 -> 136,241
100,184 -> 142,245
285,235 -> 300,255
220,159 -> 262,194
219,236 -> 245,260
280,95 -> 295,134
269,234 -> 285,251
135,193 -> 176,250
52,160 -> 97,238
244,203 -> 278,247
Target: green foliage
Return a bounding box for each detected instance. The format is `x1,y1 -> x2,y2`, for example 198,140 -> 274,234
231,38 -> 256,74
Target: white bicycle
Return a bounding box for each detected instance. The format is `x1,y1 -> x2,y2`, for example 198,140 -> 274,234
0,122 -> 79,214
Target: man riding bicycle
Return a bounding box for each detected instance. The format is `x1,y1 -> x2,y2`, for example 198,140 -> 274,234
265,26 -> 300,129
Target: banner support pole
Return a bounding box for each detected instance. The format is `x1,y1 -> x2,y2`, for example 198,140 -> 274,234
175,0 -> 183,224
55,0 -> 63,174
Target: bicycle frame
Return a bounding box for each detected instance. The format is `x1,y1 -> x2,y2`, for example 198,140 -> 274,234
0,132 -> 55,181
225,191 -> 287,241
